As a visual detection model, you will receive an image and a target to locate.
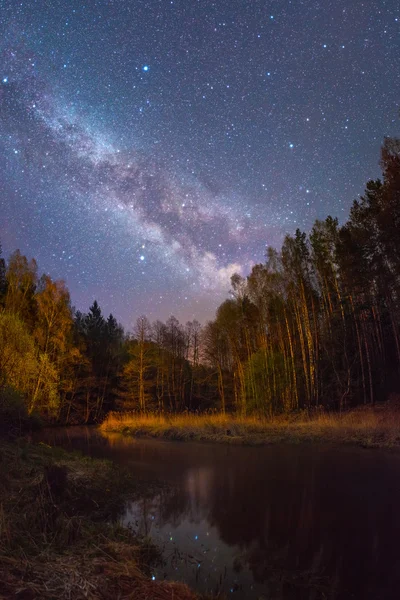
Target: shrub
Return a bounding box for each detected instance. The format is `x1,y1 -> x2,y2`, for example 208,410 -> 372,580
0,385 -> 42,437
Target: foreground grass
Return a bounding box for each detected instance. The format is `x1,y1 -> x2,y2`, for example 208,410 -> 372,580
0,440 -> 200,600
100,406 -> 400,448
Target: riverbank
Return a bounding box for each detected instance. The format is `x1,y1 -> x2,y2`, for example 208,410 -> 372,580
0,439 -> 200,600
100,406 -> 400,448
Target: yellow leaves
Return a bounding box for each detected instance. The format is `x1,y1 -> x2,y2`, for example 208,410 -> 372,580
34,275 -> 73,359
0,312 -> 36,390
0,313 -> 60,415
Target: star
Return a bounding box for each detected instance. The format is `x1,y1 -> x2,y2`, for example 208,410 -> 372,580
0,0 -> 396,326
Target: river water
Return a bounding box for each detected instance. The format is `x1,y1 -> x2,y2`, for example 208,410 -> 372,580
35,426 -> 400,600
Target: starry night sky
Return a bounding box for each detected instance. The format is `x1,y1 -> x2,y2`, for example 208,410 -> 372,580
1,0 -> 399,327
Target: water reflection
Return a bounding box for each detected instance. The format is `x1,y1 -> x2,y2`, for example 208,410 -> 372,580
37,427 -> 400,599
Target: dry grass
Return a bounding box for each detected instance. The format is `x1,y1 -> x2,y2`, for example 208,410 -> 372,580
100,406 -> 400,448
0,535 -> 199,600
0,440 -> 201,600
1,552 -> 198,600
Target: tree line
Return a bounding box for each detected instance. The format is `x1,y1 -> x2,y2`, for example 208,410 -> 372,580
1,137 -> 399,422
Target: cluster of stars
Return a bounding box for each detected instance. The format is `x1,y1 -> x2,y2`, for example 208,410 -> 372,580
0,0 -> 398,325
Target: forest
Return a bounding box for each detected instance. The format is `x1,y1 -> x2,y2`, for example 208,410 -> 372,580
1,137 -> 400,425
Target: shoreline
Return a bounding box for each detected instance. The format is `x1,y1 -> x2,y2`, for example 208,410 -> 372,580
100,407 -> 400,450
0,439 -> 200,600
4,407 -> 399,599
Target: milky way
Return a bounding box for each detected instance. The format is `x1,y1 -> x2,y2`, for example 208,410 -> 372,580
0,0 -> 399,327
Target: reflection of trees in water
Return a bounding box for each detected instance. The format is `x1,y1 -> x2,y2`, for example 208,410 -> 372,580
140,488 -> 191,532
148,447 -> 400,599
43,430 -> 400,600
230,542 -> 334,600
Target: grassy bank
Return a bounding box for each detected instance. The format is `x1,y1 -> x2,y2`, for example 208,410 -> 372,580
0,439 -> 199,600
100,406 -> 400,448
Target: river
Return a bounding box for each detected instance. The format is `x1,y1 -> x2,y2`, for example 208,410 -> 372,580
35,426 -> 400,600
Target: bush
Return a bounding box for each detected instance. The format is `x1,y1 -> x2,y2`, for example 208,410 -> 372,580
0,385 -> 42,437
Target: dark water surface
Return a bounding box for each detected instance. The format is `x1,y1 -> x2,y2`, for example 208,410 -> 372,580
36,427 -> 400,599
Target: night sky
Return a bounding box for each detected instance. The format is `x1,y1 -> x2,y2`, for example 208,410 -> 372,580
1,1 -> 399,327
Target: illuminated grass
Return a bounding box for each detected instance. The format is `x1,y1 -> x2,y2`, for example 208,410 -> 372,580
100,407 -> 400,448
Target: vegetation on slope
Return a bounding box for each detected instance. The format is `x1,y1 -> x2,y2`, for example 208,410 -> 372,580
0,439 -> 199,600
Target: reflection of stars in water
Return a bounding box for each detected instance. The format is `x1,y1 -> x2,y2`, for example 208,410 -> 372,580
123,498 -> 263,597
